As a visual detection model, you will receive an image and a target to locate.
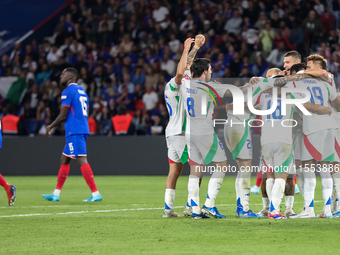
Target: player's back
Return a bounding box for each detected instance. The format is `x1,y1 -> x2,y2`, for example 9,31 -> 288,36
293,78 -> 338,135
164,72 -> 191,137
183,79 -> 227,135
256,93 -> 294,145
62,84 -> 90,137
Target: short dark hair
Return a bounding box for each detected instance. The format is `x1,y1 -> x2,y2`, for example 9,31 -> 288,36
117,105 -> 127,115
290,63 -> 307,74
284,51 -> 301,61
190,58 -> 211,78
65,67 -> 79,78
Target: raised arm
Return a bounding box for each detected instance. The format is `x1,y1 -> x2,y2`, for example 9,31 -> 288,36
186,34 -> 205,70
273,73 -> 315,87
302,69 -> 329,81
175,38 -> 194,85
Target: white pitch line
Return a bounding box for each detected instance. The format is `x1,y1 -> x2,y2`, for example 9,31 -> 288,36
0,201 -> 323,218
0,204 -> 149,209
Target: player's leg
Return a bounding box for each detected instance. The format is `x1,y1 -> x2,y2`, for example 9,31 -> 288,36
164,135 -> 186,217
163,162 -> 183,217
268,173 -> 288,219
236,159 -> 261,218
316,129 -> 335,218
0,173 -> 16,206
42,151 -> 71,201
201,160 -> 227,218
201,136 -> 227,218
77,156 -> 102,202
317,161 -> 333,218
188,164 -> 206,219
331,162 -> 340,216
331,129 -> 340,216
284,175 -> 296,216
71,134 -> 101,202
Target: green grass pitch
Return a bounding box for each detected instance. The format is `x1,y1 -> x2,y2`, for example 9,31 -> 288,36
0,176 -> 338,254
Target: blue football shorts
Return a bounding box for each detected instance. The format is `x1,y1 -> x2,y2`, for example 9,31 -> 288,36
62,134 -> 88,158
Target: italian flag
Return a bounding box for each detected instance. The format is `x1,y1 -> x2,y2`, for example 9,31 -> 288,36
0,77 -> 27,105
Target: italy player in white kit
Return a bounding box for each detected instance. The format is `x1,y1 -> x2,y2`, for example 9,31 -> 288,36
253,81 -> 296,219
289,55 -> 340,218
183,58 -> 232,219
163,35 -> 205,217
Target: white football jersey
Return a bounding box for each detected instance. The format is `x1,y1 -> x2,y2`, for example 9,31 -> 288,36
290,78 -> 338,135
255,93 -> 294,145
164,71 -> 191,137
183,79 -> 228,135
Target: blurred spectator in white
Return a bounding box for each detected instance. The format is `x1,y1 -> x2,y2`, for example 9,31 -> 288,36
266,41 -> 286,67
241,24 -> 259,47
161,53 -> 176,76
46,45 -> 60,63
22,55 -> 38,73
118,74 -> 134,94
120,34 -> 134,54
169,34 -> 180,53
314,0 -> 325,15
150,115 -> 164,135
180,13 -> 194,32
98,12 -> 113,32
152,0 -> 170,29
143,83 -> 158,111
224,9 -> 242,35
69,39 -> 84,54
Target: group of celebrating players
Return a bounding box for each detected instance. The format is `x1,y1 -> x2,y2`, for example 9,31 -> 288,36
163,34 -> 340,219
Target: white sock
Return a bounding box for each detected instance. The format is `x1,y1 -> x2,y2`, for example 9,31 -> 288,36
296,167 -> 304,198
205,171 -> 225,208
92,191 -> 100,197
188,175 -> 200,214
320,168 -> 332,213
235,172 -> 242,209
332,172 -> 340,211
262,197 -> 269,211
266,178 -> 274,201
53,189 -> 61,196
285,196 -> 294,211
270,178 -> 286,214
303,168 -> 316,213
239,171 -> 251,212
165,188 -> 175,210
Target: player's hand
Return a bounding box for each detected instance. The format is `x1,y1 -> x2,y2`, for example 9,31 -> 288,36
225,103 -> 233,112
46,125 -> 52,135
249,76 -> 260,85
214,79 -> 221,84
279,70 -> 288,76
194,34 -> 205,48
184,38 -> 195,52
325,107 -> 332,116
328,72 -> 334,78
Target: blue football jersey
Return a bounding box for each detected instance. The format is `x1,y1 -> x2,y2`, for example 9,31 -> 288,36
61,83 -> 90,137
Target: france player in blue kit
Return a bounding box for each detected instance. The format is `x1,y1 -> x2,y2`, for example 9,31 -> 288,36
0,121 -> 16,205
42,68 -> 102,202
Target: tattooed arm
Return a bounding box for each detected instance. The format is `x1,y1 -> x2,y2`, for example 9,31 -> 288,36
186,34 -> 205,70
273,73 -> 315,87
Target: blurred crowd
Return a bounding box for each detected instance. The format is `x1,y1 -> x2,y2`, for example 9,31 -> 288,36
1,0 -> 340,136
